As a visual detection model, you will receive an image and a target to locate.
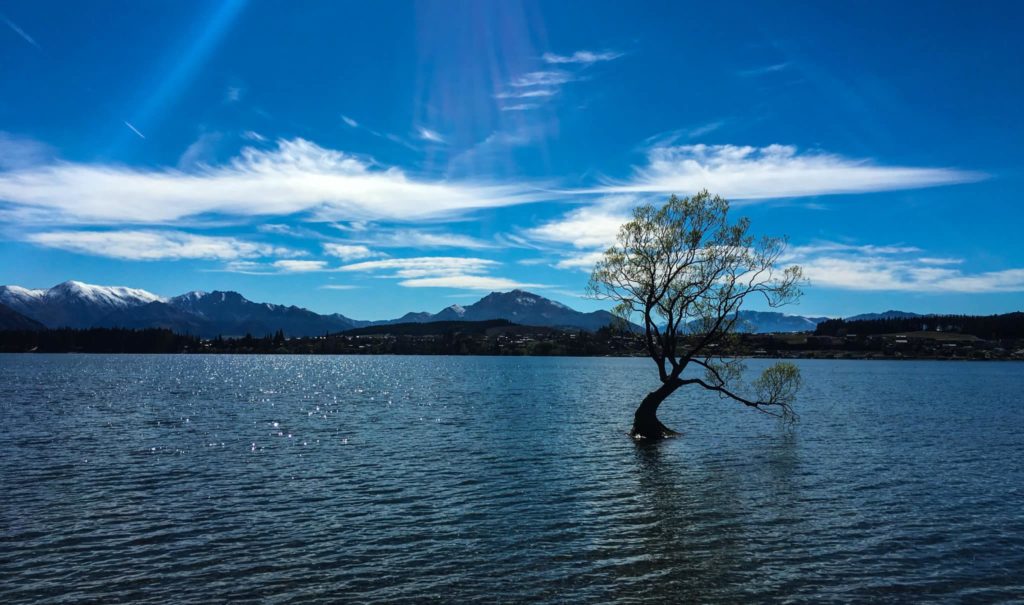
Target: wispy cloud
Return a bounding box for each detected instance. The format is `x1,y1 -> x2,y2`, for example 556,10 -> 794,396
525,197 -> 634,250
786,241 -> 1024,293
496,50 -> 622,111
242,130 -> 266,142
222,259 -> 346,275
270,259 -> 327,273
337,256 -> 538,290
516,195 -> 640,272
509,70 -> 574,88
335,113 -> 423,150
331,221 -> 370,233
526,155 -> 979,271
2,13 -> 39,48
350,229 -> 496,250
447,127 -> 541,177
554,251 -> 607,271
123,121 -> 146,139
417,127 -> 445,144
25,230 -> 296,261
785,242 -> 923,257
398,275 -> 543,290
590,144 -> 983,200
177,132 -> 223,169
224,86 -> 243,103
642,121 -> 727,149
0,132 -> 53,170
384,132 -> 418,151
918,257 -> 964,266
495,71 -> 567,109
258,223 -> 327,239
339,257 -> 498,278
804,259 -> 1024,294
0,137 -> 549,225
542,50 -> 623,65
495,89 -> 557,99
319,284 -> 361,290
322,243 -> 380,261
738,62 -> 792,77
500,103 -> 542,112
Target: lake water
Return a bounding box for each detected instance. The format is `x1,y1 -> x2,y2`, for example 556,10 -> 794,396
1,355 -> 1023,603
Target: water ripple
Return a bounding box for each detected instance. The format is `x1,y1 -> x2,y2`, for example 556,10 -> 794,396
2,355 -> 1023,603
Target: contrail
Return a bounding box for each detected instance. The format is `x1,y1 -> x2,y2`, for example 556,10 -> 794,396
123,121 -> 146,139
2,13 -> 40,48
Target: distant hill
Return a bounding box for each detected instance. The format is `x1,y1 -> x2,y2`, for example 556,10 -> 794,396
0,302 -> 45,330
815,312 -> 1024,340
845,310 -> 921,322
683,310 -> 830,334
344,319 -> 523,336
385,311 -> 435,324
733,310 -> 831,333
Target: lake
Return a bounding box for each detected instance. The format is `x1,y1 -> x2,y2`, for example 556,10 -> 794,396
1,355 -> 1023,603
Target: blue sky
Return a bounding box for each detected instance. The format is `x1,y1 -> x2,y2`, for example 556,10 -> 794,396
1,1 -> 1022,320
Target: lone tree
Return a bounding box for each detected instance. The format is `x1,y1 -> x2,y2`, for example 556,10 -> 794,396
588,191 -> 805,439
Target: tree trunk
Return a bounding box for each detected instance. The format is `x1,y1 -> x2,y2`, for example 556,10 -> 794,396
630,380 -> 681,439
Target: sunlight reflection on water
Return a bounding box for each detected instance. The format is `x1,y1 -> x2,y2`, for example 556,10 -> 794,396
1,355 -> 1023,603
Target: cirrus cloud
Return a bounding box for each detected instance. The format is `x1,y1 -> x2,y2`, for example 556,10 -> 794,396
339,256 -> 498,278
346,229 -> 496,250
542,50 -> 623,65
398,275 -> 543,290
786,241 -> 1024,293
589,144 -> 983,199
337,256 -> 542,290
525,197 -> 635,250
509,70 -> 574,88
322,243 -> 380,261
0,138 -> 547,225
271,259 -> 328,273
25,229 -> 296,261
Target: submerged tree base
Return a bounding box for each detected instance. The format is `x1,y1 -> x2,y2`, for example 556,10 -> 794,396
629,421 -> 680,440
630,386 -> 680,439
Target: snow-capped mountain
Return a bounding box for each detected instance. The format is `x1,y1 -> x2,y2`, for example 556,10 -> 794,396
460,290 -> 617,330
100,290 -> 364,337
0,281 -> 363,337
1,279 -> 919,337
0,280 -> 163,328
431,304 -> 467,322
378,290 -> 624,332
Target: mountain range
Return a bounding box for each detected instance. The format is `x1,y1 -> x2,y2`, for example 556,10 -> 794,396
0,280 -> 922,337
0,281 -> 621,337
0,281 -> 361,337
0,302 -> 46,331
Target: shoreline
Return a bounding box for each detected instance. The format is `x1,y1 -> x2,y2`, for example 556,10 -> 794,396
2,351 -> 1021,361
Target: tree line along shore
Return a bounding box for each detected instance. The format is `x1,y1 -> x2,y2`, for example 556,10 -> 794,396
1,313 -> 1022,360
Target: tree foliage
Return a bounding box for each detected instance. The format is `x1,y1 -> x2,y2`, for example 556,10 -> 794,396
815,312 -> 1024,340
588,191 -> 805,428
